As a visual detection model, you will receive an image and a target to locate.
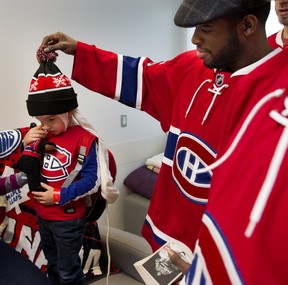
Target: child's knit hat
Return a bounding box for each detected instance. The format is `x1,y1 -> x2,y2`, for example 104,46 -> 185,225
26,47 -> 78,116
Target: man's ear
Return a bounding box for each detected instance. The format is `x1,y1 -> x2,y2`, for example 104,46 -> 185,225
241,14 -> 258,36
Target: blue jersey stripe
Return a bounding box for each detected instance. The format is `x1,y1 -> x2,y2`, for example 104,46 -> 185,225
164,128 -> 179,161
119,56 -> 142,107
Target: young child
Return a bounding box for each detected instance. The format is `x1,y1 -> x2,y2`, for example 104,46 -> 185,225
16,48 -> 119,285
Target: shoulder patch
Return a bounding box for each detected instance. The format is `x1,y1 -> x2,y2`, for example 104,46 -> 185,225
0,130 -> 22,159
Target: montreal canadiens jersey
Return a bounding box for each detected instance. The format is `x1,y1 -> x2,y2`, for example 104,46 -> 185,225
35,125 -> 97,221
71,42 -> 274,252
182,48 -> 287,284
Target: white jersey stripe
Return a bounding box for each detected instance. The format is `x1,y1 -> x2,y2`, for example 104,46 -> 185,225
203,214 -> 242,285
135,57 -> 145,109
115,54 -> 123,100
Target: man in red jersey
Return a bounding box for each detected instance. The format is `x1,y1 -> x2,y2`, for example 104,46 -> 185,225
40,0 -> 274,255
179,43 -> 288,285
268,0 -> 288,48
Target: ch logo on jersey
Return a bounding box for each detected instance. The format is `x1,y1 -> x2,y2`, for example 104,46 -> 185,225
0,130 -> 21,159
41,146 -> 71,181
172,132 -> 216,204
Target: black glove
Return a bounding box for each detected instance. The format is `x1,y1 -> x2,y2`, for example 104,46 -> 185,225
13,156 -> 45,192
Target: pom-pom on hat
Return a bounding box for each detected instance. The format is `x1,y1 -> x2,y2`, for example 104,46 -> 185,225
27,46 -> 78,116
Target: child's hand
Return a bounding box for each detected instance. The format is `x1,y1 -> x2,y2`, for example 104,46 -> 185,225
32,182 -> 55,205
23,125 -> 47,148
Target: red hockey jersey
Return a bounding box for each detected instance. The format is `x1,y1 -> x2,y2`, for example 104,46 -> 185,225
36,125 -> 96,220
71,42 -> 278,252
182,48 -> 288,284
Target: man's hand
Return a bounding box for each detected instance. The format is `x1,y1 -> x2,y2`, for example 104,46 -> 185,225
41,32 -> 78,55
32,182 -> 55,205
166,246 -> 191,275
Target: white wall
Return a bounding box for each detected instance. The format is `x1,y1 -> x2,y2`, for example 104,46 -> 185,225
0,0 -> 185,229
0,0 -> 185,144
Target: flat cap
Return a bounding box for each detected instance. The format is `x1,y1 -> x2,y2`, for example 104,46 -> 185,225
174,0 -> 270,27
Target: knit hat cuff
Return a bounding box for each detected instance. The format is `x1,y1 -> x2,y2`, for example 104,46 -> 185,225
27,89 -> 78,116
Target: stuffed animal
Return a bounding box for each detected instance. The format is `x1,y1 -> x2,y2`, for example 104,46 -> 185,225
13,124 -> 56,192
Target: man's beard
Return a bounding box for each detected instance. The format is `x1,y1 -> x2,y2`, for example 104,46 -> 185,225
204,30 -> 243,73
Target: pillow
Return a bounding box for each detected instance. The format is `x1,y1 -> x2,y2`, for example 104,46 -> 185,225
146,165 -> 160,174
145,152 -> 164,169
124,166 -> 158,199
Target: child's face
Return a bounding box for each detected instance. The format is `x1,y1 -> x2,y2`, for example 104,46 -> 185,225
35,115 -> 66,136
